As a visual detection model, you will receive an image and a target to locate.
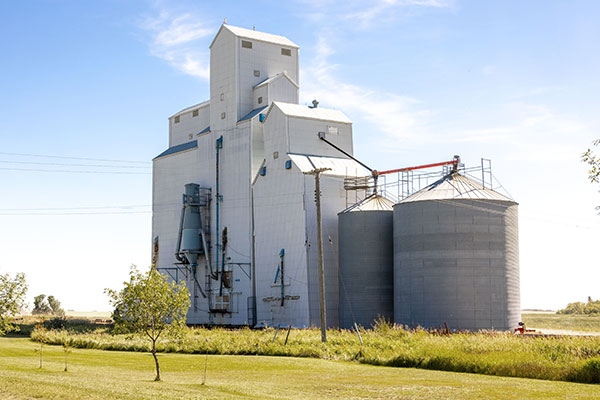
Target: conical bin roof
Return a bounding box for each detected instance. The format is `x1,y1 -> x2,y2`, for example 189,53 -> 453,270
340,194 -> 395,213
399,172 -> 515,203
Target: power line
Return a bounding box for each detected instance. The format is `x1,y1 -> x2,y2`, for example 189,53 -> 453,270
0,205 -> 151,211
0,151 -> 151,164
0,211 -> 151,216
0,167 -> 151,175
0,201 -> 187,212
0,160 -> 151,169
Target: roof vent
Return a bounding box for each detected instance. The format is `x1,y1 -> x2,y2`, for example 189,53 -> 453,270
309,99 -> 319,109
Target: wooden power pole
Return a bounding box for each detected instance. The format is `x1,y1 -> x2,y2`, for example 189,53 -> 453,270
304,167 -> 331,343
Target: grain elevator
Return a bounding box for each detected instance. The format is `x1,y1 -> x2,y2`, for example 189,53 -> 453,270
152,24 -> 521,331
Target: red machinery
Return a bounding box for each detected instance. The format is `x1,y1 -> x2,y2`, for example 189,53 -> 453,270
372,155 -> 460,178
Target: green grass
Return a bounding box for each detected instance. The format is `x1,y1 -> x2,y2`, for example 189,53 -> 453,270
1,337 -> 599,399
522,313 -> 600,333
30,324 -> 600,384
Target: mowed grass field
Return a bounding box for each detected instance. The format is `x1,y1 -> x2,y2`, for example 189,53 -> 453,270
522,313 -> 600,333
1,338 -> 600,400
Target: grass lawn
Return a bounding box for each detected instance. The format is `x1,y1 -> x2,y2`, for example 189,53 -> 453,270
1,337 -> 599,400
522,313 -> 600,333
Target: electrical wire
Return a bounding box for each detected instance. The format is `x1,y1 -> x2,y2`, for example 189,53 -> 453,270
0,211 -> 151,216
0,151 -> 150,164
0,160 -> 151,169
0,167 -> 151,174
0,205 -> 151,211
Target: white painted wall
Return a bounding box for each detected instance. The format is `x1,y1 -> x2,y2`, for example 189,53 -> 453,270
287,117 -> 352,156
238,39 -> 298,120
253,158 -> 309,327
250,117 -> 265,178
253,76 -> 299,109
253,85 -> 268,109
303,175 -> 347,328
169,103 -> 210,147
269,76 -> 299,105
262,106 -> 288,161
210,29 -> 237,132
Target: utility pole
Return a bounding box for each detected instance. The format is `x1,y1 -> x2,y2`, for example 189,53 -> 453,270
304,167 -> 331,343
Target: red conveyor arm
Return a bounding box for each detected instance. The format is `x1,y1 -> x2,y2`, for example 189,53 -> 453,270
372,155 -> 460,177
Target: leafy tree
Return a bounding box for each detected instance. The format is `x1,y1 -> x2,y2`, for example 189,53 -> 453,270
32,294 -> 51,315
557,298 -> 600,314
47,295 -> 64,316
0,272 -> 28,335
105,266 -> 189,381
582,139 -> 600,212
33,294 -> 63,315
582,140 -> 600,183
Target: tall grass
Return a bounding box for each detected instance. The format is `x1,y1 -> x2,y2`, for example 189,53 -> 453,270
30,322 -> 600,384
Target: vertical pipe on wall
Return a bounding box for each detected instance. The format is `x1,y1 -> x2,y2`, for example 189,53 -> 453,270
280,249 -> 285,306
250,185 -> 257,327
215,136 -> 223,282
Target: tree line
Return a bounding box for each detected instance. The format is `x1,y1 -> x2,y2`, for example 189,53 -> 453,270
558,297 -> 600,315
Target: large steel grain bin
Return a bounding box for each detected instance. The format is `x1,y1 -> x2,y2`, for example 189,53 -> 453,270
393,172 -> 520,331
338,194 -> 395,329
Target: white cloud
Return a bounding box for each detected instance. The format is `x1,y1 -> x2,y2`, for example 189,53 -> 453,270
343,0 -> 451,28
301,35 -> 431,142
139,10 -> 213,80
296,0 -> 451,29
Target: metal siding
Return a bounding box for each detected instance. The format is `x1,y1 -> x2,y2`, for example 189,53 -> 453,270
253,158 -> 310,327
303,176 -> 346,328
338,209 -> 394,329
169,104 -> 210,147
393,199 -> 520,331
238,40 -> 298,121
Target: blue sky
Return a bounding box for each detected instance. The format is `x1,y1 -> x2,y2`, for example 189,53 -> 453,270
1,0 -> 599,312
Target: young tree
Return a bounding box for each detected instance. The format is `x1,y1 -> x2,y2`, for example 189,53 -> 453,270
105,266 -> 190,381
0,272 -> 28,335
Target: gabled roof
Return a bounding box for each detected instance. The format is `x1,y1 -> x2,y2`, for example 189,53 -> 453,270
288,153 -> 369,178
254,71 -> 299,90
238,106 -> 268,123
265,101 -> 352,124
210,24 -> 299,49
399,172 -> 516,203
153,140 -> 197,160
169,100 -> 209,119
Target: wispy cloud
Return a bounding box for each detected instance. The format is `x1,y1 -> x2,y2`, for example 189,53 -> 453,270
449,102 -> 590,162
343,0 -> 451,28
139,10 -> 213,80
301,35 -> 431,142
303,35 -> 590,159
298,0 -> 452,28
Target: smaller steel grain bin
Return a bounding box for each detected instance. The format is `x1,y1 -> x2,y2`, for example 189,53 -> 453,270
338,194 -> 395,329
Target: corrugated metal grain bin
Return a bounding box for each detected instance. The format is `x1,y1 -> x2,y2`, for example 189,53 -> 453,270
338,194 -> 395,329
393,172 -> 520,331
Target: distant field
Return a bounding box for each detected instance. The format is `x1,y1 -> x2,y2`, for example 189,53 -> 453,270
522,313 -> 600,333
1,338 -> 599,400
64,311 -> 111,319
